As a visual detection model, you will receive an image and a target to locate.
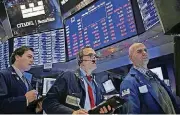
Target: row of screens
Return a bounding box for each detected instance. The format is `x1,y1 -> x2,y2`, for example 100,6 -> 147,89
137,0 -> 159,30
64,0 -> 159,60
0,41 -> 9,70
4,0 -> 160,61
14,29 -> 66,65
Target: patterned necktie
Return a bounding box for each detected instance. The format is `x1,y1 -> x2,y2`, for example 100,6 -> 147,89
86,75 -> 95,108
146,70 -> 156,79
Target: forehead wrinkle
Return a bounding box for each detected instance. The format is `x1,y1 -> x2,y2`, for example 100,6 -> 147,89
83,48 -> 95,55
129,43 -> 144,56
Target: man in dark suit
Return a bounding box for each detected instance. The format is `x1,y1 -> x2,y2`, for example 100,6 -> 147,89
42,46 -> 113,114
120,43 -> 180,114
0,46 -> 42,113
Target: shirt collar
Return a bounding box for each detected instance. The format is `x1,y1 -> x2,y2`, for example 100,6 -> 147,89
12,65 -> 23,78
80,68 -> 87,78
134,66 -> 148,75
80,68 -> 93,78
134,66 -> 154,80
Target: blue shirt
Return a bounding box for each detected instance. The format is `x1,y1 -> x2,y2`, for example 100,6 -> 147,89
80,68 -> 96,110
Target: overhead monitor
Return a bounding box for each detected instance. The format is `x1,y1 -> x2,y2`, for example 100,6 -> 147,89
42,78 -> 56,95
59,0 -> 83,14
136,0 -> 160,30
0,40 -> 9,70
65,0 -> 137,60
4,0 -> 63,37
13,29 -> 66,65
154,0 -> 180,34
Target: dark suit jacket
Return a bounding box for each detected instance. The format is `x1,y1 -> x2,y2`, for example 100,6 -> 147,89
0,66 -> 34,114
42,69 -> 104,114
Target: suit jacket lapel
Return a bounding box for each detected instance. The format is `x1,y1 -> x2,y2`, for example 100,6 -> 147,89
130,67 -> 162,107
75,69 -> 85,92
9,66 -> 27,92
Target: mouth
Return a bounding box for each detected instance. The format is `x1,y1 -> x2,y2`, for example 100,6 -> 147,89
143,57 -> 148,59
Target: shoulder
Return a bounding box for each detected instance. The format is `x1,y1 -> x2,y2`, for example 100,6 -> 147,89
62,71 -> 75,78
120,73 -> 140,92
0,68 -> 12,77
122,73 -> 137,84
0,68 -> 13,84
56,71 -> 76,81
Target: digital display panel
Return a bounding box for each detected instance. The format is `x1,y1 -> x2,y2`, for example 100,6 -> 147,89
14,29 -> 66,65
5,0 -> 63,36
59,0 -> 83,14
65,0 -> 137,60
137,0 -> 159,30
0,40 -> 9,70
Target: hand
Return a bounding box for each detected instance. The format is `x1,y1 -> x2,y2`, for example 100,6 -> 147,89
36,101 -> 43,113
99,105 -> 115,114
25,90 -> 37,103
72,109 -> 88,114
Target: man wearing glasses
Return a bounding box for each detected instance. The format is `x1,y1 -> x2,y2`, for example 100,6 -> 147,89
120,43 -> 179,114
43,46 -> 112,114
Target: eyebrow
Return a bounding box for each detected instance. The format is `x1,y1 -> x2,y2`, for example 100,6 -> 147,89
27,54 -> 33,57
136,48 -> 147,51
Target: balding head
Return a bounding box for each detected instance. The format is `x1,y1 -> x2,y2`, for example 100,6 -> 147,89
129,43 -> 149,68
129,43 -> 145,58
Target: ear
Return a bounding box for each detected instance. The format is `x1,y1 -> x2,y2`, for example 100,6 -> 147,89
129,54 -> 133,62
15,55 -> 20,61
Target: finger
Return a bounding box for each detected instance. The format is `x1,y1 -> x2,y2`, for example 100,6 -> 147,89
78,110 -> 88,114
103,106 -> 108,113
99,108 -> 104,114
107,105 -> 111,111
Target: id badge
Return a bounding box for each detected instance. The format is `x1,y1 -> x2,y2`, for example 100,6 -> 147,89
66,95 -> 80,106
103,79 -> 115,93
139,85 -> 148,93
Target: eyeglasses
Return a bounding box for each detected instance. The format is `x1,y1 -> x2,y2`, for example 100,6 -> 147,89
82,53 -> 100,59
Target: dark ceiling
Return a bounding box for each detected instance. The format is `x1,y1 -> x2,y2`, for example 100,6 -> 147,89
0,3 -> 7,21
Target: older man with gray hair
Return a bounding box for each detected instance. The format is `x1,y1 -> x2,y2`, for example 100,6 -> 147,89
120,43 -> 179,114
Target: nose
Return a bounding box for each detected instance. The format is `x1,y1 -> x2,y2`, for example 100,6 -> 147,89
142,52 -> 148,58
30,58 -> 34,64
142,49 -> 147,54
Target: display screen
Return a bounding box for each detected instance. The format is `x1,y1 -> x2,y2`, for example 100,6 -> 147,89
65,0 -> 137,60
59,0 -> 83,14
42,78 -> 56,95
154,0 -> 180,34
137,0 -> 159,30
5,0 -> 63,36
14,29 -> 66,65
0,40 -> 9,70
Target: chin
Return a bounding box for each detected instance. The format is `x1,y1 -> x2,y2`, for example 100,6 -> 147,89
90,67 -> 97,73
25,67 -> 31,71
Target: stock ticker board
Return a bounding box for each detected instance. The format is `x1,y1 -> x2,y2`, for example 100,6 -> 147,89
137,0 -> 159,30
14,29 -> 66,65
0,41 -> 9,70
65,0 -> 137,60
